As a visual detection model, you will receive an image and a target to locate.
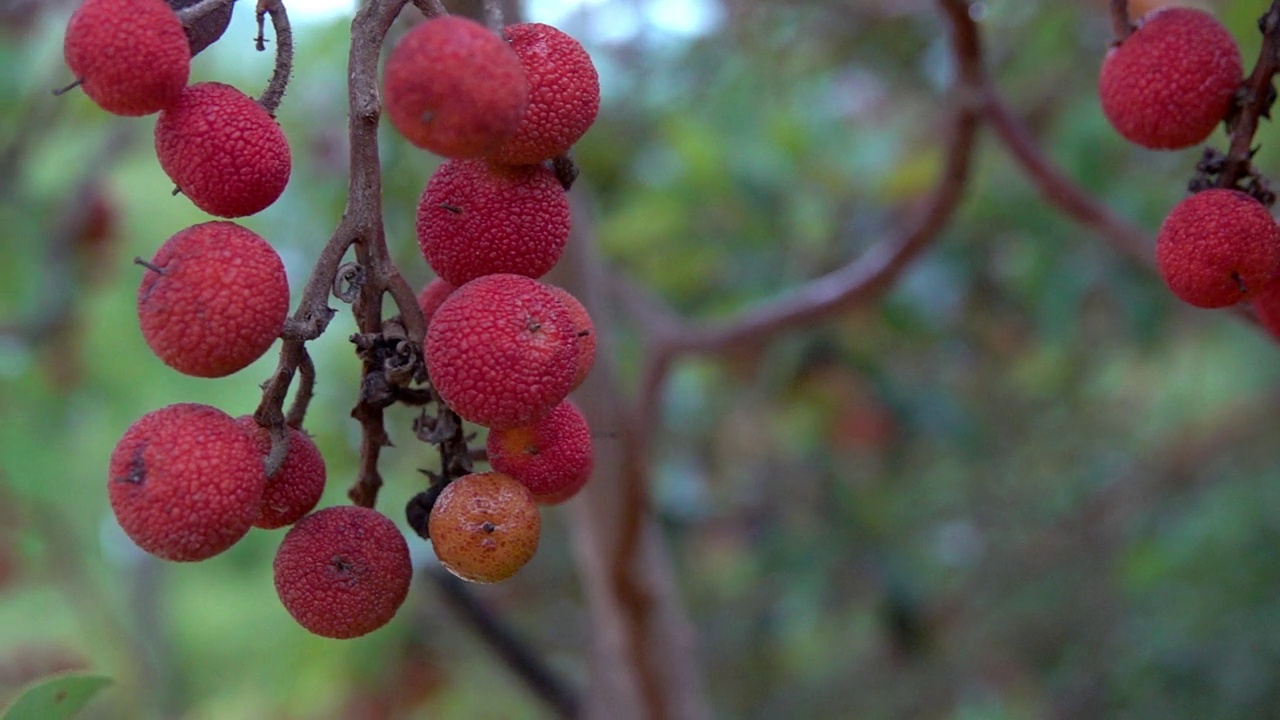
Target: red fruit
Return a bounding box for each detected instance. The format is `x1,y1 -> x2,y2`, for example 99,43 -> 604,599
417,278 -> 456,329
138,221 -> 290,377
273,505 -> 412,639
1099,7 -> 1241,150
416,160 -> 570,287
426,274 -> 577,430
547,286 -> 594,390
63,0 -> 190,116
487,400 -> 593,504
108,403 -> 266,562
489,23 -> 600,165
428,472 -> 540,583
234,417 -> 327,529
155,82 -> 292,217
383,16 -> 528,158
1155,189 -> 1280,308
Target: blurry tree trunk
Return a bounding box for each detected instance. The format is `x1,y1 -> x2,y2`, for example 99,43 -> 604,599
546,191 -> 713,720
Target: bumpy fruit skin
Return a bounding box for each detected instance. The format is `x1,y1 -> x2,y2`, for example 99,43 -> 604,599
138,222 -> 290,377
428,472 -> 540,583
547,286 -> 595,390
234,417 -> 327,529
273,506 -> 412,639
108,403 -> 266,561
384,16 -> 528,158
417,278 -> 456,329
417,160 -> 570,286
1099,8 -> 1242,150
155,82 -> 292,217
489,23 -> 600,165
1155,189 -> 1280,308
487,400 -> 593,504
63,0 -> 190,116
426,274 -> 577,429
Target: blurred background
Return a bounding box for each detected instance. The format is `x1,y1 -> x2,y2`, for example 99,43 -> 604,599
4,0 -> 1280,717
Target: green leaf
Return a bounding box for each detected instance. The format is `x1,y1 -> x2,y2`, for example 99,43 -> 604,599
2,673 -> 112,720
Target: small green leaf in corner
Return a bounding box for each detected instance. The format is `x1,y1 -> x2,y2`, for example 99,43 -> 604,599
2,673 -> 112,720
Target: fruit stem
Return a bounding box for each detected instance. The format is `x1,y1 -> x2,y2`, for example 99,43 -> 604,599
1109,0 -> 1133,42
1217,0 -> 1280,196
50,79 -> 82,97
482,0 -> 504,33
255,0 -> 294,115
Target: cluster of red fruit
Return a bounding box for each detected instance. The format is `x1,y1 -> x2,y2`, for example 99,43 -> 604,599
1098,7 -> 1280,331
385,15 -> 600,583
81,3 -> 601,639
64,0 -> 290,218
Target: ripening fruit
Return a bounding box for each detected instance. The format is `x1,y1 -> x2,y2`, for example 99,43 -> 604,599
547,285 -> 595,390
1099,7 -> 1242,150
108,403 -> 266,561
428,472 -> 540,583
1155,189 -> 1280,308
426,274 -> 578,430
234,417 -> 327,529
488,23 -> 600,165
138,222 -> 290,377
487,400 -> 593,504
63,0 -> 190,116
417,278 -> 456,329
273,505 -> 412,639
155,82 -> 292,217
417,160 -> 570,287
383,16 -> 528,158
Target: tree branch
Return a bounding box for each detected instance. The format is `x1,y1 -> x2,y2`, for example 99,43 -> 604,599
983,94 -> 1152,268
1218,1 -> 1280,191
602,1 -> 988,716
428,567 -> 580,718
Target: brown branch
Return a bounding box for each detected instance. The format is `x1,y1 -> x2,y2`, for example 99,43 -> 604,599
428,567 -> 580,718
255,0 -> 293,115
284,347 -> 315,428
254,0 -> 419,498
601,1 -> 988,717
411,0 -> 447,17
656,1 -> 984,358
1109,0 -> 1132,42
1219,1 -> 1280,190
984,94 -> 1152,267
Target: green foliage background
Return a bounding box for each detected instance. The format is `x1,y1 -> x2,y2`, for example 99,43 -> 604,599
3,0 -> 1280,717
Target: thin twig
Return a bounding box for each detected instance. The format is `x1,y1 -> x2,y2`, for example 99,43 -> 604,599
1109,0 -> 1132,42
255,0 -> 293,115
428,567 -> 580,719
285,347 -> 315,428
984,94 -> 1151,268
